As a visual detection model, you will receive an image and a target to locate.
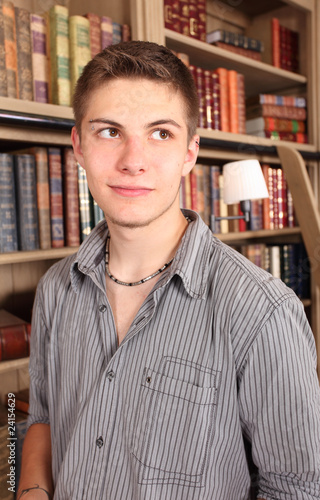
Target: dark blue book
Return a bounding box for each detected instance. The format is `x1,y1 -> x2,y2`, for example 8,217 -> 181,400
0,153 -> 18,252
14,154 -> 40,251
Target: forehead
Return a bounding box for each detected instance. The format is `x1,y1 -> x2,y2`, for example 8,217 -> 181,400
84,77 -> 188,123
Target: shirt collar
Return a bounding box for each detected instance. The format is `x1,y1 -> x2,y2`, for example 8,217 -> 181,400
167,209 -> 213,300
70,210 -> 214,299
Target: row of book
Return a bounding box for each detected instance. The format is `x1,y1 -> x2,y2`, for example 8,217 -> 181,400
164,0 -> 206,42
240,242 -> 310,300
0,1 -> 131,105
206,28 -> 264,62
272,17 -> 299,73
178,56 -> 246,134
178,51 -> 307,141
246,93 -> 308,143
180,163 -> 295,233
0,148 -> 102,253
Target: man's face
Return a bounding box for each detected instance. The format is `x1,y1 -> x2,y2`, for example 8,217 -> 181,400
72,77 -> 199,229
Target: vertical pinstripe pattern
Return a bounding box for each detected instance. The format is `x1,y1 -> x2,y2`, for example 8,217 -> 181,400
27,210 -> 320,499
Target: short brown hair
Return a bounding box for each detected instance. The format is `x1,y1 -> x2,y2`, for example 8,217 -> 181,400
72,40 -> 199,142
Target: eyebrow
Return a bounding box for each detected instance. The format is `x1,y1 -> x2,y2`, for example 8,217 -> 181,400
88,118 -> 182,129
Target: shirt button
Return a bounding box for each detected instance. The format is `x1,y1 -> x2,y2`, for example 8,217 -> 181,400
96,436 -> 104,448
107,370 -> 115,381
99,304 -> 107,313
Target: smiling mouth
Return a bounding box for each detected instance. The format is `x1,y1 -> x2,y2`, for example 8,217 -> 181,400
110,185 -> 153,197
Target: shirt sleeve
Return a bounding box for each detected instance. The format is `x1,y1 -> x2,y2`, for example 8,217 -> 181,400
27,280 -> 51,429
238,295 -> 320,499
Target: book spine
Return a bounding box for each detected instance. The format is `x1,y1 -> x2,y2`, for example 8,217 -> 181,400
255,104 -> 307,120
197,0 -> 206,43
14,6 -> 33,100
189,167 -> 198,212
214,68 -> 229,132
209,166 -> 221,233
272,18 -> 280,68
188,2 -> 199,40
237,73 -> 246,134
203,69 -> 212,130
249,94 -> 306,108
195,164 -> 205,222
249,199 -> 263,231
14,154 -> 39,251
163,0 -> 173,30
261,164 -> 271,230
112,22 -> 122,45
184,172 -> 192,210
211,72 -> 221,131
69,15 -> 91,96
93,200 -> 104,226
30,14 -> 49,103
121,24 -> 131,42
3,0 -> 18,98
78,164 -> 93,241
0,153 -> 18,252
85,12 -> 101,58
49,5 -> 71,106
272,168 -> 279,229
0,323 -> 31,361
214,42 -> 262,61
218,173 -> 228,233
179,0 -> 189,37
0,0 -> 7,96
63,148 -> 80,247
34,147 -> 51,250
101,16 -> 113,49
228,70 -> 239,134
48,147 -> 65,248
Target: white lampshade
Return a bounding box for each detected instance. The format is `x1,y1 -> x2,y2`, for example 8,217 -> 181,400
222,159 -> 269,204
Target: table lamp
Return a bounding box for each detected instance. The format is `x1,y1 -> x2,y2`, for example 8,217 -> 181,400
211,159 -> 269,233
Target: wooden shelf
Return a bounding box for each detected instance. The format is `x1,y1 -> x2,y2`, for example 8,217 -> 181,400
0,357 -> 29,374
0,247 -> 77,266
217,227 -> 302,246
165,29 -> 307,97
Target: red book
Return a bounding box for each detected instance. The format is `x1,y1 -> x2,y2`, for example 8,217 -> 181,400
189,167 -> 198,212
85,13 -> 101,58
48,147 -> 65,248
0,309 -> 31,361
203,70 -> 213,129
198,0 -> 206,42
214,68 -> 229,132
188,2 -> 199,40
246,103 -> 307,121
63,148 -> 80,247
272,168 -> 280,229
228,70 -> 239,134
179,0 -> 189,37
261,164 -> 271,230
272,18 -> 280,68
211,72 -> 221,131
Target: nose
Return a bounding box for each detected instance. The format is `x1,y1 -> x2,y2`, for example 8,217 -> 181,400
119,136 -> 147,175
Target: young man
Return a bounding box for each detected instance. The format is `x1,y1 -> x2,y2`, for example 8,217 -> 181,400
18,41 -> 320,499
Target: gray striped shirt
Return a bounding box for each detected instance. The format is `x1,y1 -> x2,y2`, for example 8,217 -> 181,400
28,210 -> 320,499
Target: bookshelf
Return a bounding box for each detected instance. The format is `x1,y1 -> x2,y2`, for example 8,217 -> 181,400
0,0 -> 319,384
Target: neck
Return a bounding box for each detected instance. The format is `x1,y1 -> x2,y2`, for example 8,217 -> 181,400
105,210 -> 189,284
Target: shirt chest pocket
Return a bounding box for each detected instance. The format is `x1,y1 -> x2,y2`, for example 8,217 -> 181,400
131,358 -> 219,487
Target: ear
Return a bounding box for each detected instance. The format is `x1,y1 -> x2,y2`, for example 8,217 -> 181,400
182,134 -> 200,177
71,126 -> 85,168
